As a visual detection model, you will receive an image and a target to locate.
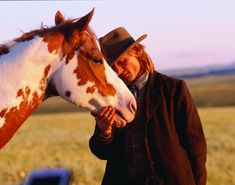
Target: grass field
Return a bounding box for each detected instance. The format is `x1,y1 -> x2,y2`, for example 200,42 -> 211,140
0,107 -> 235,185
185,74 -> 235,107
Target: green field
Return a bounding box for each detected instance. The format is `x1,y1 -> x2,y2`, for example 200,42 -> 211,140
185,74 -> 235,107
0,107 -> 235,185
1,74 -> 234,185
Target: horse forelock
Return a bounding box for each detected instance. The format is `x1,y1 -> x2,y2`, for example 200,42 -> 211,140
86,27 -> 99,48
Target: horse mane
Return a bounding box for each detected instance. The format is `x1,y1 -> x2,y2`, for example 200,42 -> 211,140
0,21 -> 73,56
14,18 -> 77,42
0,17 -> 97,56
0,45 -> 9,55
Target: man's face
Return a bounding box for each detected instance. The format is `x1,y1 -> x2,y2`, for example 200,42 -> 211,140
111,52 -> 140,85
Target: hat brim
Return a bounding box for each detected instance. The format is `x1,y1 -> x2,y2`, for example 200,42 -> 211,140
109,34 -> 147,66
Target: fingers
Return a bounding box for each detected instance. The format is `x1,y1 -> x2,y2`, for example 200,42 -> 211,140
92,106 -> 128,136
96,107 -> 115,124
95,106 -> 116,135
114,119 -> 126,128
113,114 -> 127,128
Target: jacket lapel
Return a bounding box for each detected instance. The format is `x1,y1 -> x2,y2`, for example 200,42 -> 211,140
145,72 -> 162,122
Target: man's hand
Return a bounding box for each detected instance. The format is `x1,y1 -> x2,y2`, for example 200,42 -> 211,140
91,106 -> 115,137
91,106 -> 127,137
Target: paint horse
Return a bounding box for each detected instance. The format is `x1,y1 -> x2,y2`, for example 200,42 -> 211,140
0,9 -> 137,149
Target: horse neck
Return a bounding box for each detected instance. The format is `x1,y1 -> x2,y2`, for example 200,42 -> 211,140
0,36 -> 63,149
0,36 -> 62,109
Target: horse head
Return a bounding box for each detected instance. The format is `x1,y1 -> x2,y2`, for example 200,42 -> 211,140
46,9 -> 137,123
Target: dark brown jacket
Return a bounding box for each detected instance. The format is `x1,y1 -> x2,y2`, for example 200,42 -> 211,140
89,72 -> 207,185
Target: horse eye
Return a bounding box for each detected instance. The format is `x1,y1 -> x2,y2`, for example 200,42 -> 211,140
93,58 -> 103,65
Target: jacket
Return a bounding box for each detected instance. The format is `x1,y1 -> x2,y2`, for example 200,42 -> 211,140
89,71 -> 207,185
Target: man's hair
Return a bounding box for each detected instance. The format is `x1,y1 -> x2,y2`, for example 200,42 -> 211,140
129,44 -> 155,74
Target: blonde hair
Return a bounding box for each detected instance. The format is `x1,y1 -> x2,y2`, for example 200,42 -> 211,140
128,44 -> 155,74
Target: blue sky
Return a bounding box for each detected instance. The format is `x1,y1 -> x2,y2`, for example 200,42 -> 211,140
1,1 -> 235,70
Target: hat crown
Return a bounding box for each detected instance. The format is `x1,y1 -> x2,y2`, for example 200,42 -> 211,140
101,27 -> 135,45
99,27 -> 147,65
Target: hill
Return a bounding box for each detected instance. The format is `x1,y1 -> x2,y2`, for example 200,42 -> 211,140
163,62 -> 235,79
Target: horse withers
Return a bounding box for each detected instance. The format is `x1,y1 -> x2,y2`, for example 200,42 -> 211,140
0,9 -> 137,149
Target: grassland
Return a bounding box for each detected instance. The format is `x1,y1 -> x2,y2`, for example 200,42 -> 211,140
1,74 -> 234,185
185,74 -> 235,107
0,107 -> 235,185
0,112 -> 104,185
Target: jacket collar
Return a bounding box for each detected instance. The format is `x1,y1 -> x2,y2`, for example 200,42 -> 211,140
145,71 -> 162,120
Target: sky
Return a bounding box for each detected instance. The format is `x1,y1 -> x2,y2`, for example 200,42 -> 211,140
0,0 -> 235,70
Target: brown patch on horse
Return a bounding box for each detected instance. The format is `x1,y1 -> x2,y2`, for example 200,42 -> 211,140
40,65 -> 51,92
0,64 -> 51,149
86,85 -> 96,94
44,65 -> 51,77
16,87 -> 31,99
0,45 -> 9,56
73,31 -> 116,97
41,28 -> 90,65
42,32 -> 64,54
41,29 -> 80,64
0,109 -> 8,118
0,89 -> 42,149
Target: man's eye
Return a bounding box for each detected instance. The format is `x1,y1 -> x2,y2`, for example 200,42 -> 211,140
93,58 -> 103,64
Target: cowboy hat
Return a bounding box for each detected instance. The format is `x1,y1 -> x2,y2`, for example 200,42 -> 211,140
99,27 -> 147,65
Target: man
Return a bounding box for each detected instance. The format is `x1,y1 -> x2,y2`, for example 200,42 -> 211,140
89,27 -> 207,185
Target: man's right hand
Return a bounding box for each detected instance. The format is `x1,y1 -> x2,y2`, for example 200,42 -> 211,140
91,106 -> 116,137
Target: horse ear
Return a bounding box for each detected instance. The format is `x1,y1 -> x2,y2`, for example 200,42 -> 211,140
76,8 -> 95,30
55,11 -> 65,25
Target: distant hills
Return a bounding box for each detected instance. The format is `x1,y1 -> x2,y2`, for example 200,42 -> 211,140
163,62 -> 235,79
160,62 -> 235,107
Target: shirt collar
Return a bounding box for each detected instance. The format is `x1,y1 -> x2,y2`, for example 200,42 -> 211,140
131,72 -> 149,90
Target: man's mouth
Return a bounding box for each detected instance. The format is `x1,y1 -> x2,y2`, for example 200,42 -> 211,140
120,72 -> 129,79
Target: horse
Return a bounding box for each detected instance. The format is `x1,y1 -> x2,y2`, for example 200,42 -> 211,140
0,9 -> 137,149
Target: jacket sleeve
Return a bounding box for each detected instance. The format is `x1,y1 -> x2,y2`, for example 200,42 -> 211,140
174,80 -> 207,185
89,124 -> 114,160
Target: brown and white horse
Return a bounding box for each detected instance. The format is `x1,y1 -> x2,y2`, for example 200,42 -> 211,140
0,9 -> 136,149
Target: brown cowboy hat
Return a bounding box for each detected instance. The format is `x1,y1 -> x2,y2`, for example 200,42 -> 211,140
99,27 -> 147,65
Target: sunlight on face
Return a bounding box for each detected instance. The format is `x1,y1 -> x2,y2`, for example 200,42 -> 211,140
111,50 -> 141,85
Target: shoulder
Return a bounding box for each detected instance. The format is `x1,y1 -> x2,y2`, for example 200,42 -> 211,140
152,71 -> 186,92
